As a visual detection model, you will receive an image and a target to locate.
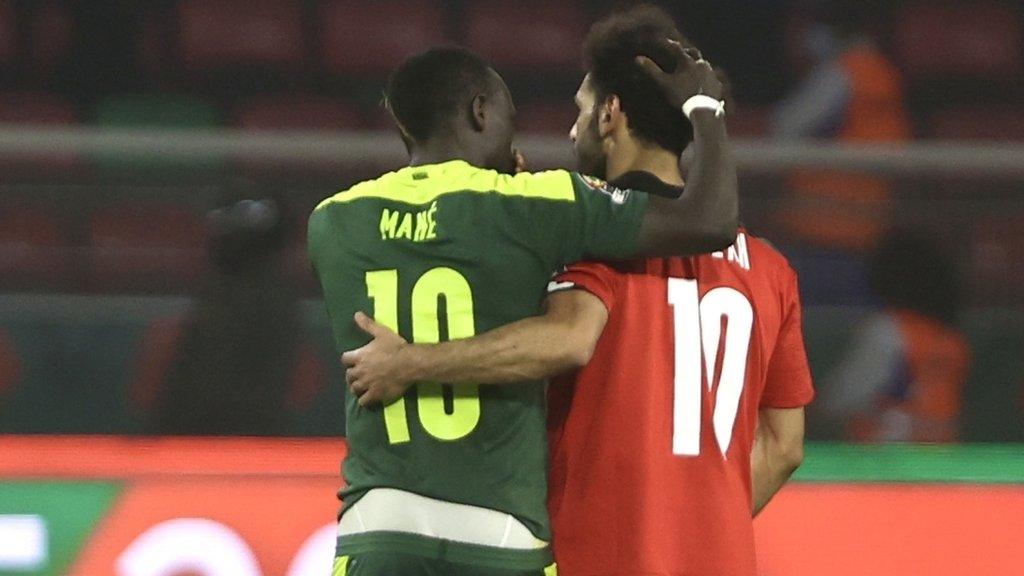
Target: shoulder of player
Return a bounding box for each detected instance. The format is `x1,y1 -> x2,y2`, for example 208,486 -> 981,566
313,174 -> 393,212
744,231 -> 796,274
725,231 -> 801,294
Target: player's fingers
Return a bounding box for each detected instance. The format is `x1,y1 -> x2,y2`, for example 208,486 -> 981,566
353,311 -> 380,337
357,387 -> 381,408
341,348 -> 362,368
350,379 -> 369,397
635,55 -> 668,80
662,38 -> 696,70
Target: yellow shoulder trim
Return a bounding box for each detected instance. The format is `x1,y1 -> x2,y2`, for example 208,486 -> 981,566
315,161 -> 576,208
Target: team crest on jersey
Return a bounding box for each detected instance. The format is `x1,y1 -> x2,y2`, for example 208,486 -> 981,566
580,175 -> 630,205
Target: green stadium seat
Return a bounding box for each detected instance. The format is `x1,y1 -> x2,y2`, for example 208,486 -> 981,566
91,95 -> 222,177
94,94 -> 220,128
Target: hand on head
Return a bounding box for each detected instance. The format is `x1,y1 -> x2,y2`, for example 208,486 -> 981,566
635,39 -> 723,108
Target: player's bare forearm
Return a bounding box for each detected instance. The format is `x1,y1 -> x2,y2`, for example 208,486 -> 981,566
404,316 -> 587,385
345,290 -> 608,406
751,407 -> 806,516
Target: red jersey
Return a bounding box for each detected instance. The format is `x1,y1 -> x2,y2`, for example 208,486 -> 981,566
546,230 -> 814,576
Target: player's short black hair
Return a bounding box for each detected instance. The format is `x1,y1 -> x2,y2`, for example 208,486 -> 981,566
584,4 -> 693,155
384,47 -> 494,144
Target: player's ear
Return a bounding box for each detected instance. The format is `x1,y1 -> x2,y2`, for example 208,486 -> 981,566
470,93 -> 488,132
598,94 -> 621,137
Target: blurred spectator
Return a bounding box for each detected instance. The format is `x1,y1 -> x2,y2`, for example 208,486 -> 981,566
815,229 -> 971,443
132,195 -> 323,435
772,0 -> 911,252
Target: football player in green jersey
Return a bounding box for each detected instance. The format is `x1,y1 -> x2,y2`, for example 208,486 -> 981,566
310,44 -> 734,576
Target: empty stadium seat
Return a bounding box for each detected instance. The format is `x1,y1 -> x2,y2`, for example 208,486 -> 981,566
233,95 -> 363,131
465,0 -> 586,72
0,206 -> 73,290
176,0 -> 306,73
87,203 -> 208,292
894,2 -> 1023,79
320,0 -> 447,75
516,100 -> 577,136
94,94 -> 219,128
0,1 -> 15,66
929,108 -> 1024,142
28,1 -> 72,75
0,92 -> 77,125
91,95 -> 222,175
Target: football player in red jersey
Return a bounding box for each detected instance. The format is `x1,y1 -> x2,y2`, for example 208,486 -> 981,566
344,6 -> 813,576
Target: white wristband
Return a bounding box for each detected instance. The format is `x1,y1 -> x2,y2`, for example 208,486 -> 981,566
682,95 -> 726,119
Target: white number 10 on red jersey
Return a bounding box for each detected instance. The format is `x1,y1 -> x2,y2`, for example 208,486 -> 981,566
668,278 -> 754,457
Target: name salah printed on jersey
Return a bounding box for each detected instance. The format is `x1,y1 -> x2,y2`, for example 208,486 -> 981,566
580,175 -> 631,205
379,201 -> 439,242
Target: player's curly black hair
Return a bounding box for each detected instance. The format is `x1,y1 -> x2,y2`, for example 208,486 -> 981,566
384,47 -> 494,145
584,4 -> 694,155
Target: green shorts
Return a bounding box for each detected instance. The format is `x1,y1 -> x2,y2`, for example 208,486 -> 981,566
333,554 -> 556,576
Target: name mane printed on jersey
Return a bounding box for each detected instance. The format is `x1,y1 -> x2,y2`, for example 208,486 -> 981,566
379,201 -> 438,242
710,232 -> 751,271
580,175 -> 630,205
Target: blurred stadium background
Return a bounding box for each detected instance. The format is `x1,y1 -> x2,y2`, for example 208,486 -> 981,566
0,0 -> 1021,574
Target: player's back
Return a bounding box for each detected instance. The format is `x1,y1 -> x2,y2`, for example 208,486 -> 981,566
547,230 -> 814,576
309,159 -> 650,570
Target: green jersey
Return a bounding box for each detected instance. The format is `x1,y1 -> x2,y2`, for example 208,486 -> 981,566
308,160 -> 648,568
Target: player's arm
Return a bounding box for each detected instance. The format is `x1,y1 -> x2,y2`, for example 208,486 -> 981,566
753,269 -> 814,515
751,407 -> 805,516
344,290 -> 608,407
633,41 -> 738,257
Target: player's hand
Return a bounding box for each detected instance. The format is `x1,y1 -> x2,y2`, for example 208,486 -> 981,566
636,39 -> 723,109
513,148 -> 528,174
342,312 -> 415,407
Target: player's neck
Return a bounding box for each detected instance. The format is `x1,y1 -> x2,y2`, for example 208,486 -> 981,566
607,143 -> 684,187
409,140 -> 487,170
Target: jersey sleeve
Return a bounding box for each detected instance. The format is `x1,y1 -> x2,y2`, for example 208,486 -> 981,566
760,270 -> 816,409
525,171 -> 647,265
306,202 -> 336,278
547,261 -> 622,313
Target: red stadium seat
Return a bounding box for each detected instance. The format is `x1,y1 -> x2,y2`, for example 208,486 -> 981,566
28,1 -> 73,75
0,206 -> 72,289
319,0 -> 447,75
176,0 -> 306,72
894,2 -> 1023,79
0,92 -> 77,125
0,1 -> 15,66
465,0 -> 586,71
87,203 -> 208,293
516,100 -> 577,136
233,95 -> 364,131
929,108 -> 1024,142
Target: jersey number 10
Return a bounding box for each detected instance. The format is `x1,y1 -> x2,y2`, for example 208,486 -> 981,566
668,278 -> 753,457
366,268 -> 481,444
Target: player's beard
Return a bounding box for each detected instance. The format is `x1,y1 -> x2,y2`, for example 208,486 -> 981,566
574,115 -> 608,179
